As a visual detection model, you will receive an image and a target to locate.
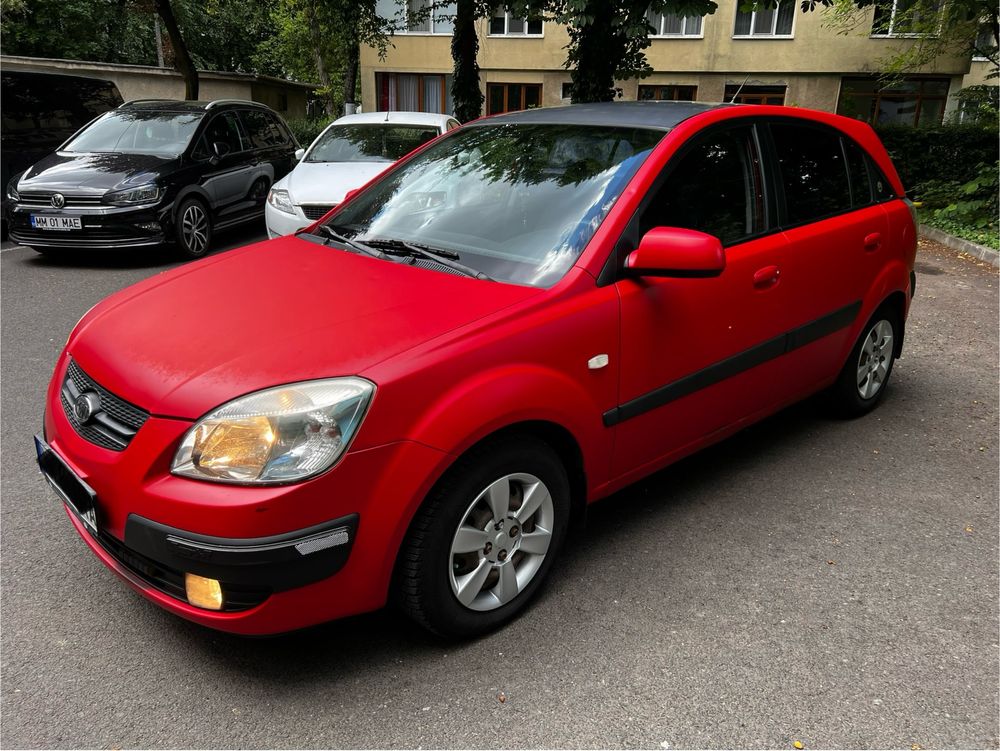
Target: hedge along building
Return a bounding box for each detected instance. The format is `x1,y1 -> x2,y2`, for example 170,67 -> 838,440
0,55 -> 317,119
362,0 -> 979,124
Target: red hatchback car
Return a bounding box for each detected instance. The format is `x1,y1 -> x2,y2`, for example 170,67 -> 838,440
36,102 -> 916,637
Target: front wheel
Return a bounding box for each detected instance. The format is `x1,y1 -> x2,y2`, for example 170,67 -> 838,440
175,198 -> 212,259
395,435 -> 571,638
827,306 -> 900,417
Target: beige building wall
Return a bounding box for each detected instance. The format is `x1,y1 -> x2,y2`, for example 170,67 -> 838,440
1,56 -> 314,118
361,0 -> 976,117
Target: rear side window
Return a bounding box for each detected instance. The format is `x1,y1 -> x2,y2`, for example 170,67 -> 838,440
241,110 -> 288,149
771,122 -> 851,225
640,125 -> 765,246
843,139 -> 873,208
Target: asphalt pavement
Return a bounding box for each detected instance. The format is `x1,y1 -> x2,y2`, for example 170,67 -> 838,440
1,231 -> 997,749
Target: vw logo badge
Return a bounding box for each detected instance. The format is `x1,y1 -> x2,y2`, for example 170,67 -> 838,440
51,193 -> 65,209
73,392 -> 100,424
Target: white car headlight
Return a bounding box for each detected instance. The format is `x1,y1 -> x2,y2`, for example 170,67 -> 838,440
105,183 -> 161,206
172,378 -> 374,484
267,188 -> 296,215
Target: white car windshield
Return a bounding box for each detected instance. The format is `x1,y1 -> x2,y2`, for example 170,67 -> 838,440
320,123 -> 665,288
306,124 -> 441,163
64,111 -> 203,157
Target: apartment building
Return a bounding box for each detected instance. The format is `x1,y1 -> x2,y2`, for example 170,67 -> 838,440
363,0 -> 979,124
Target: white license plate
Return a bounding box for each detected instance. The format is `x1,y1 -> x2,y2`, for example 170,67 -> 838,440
31,215 -> 82,231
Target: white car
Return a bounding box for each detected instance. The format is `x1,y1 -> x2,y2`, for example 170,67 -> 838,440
265,111 -> 459,237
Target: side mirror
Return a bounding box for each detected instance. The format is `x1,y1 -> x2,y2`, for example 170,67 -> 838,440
624,227 -> 725,278
212,141 -> 231,158
294,148 -> 305,161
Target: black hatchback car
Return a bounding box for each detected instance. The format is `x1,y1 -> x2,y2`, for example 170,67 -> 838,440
7,99 -> 299,257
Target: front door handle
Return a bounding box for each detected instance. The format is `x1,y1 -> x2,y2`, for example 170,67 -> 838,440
753,265 -> 781,290
864,232 -> 882,252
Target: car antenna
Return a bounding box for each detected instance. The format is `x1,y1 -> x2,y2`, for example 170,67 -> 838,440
384,110 -> 390,122
729,74 -> 750,103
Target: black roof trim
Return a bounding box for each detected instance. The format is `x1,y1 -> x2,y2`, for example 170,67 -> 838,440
117,99 -> 271,113
470,101 -> 735,130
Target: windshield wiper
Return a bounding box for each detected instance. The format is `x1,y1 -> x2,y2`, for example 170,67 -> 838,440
364,238 -> 493,281
317,225 -> 387,260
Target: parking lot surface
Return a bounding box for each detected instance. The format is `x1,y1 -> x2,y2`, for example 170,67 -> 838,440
1,234 -> 997,749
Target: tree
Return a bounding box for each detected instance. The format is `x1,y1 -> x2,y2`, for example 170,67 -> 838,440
451,0 -> 488,121
154,0 -> 198,98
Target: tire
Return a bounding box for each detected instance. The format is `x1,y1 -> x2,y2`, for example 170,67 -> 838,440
395,435 -> 571,639
827,305 -> 900,418
175,198 -> 212,259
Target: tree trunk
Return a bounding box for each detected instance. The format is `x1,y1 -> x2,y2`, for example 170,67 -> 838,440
343,41 -> 360,114
305,0 -> 335,116
450,0 -> 483,121
568,0 -> 618,103
155,0 -> 198,99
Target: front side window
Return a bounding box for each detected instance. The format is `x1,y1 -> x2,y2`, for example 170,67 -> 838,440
489,11 -> 543,35
63,111 -> 203,157
193,112 -> 245,159
640,125 -> 765,245
771,123 -> 852,225
734,2 -> 795,36
324,124 -> 664,287
487,83 -> 543,115
306,124 -> 440,163
646,9 -> 703,36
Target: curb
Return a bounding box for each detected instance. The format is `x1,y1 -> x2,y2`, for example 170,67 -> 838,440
919,224 -> 999,268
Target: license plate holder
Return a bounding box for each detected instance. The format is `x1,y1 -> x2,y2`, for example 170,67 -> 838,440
34,435 -> 99,533
30,215 -> 82,231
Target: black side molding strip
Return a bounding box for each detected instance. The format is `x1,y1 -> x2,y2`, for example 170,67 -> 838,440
603,300 -> 862,427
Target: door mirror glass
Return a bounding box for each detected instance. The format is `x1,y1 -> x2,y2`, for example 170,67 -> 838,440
624,227 -> 725,278
294,147 -> 306,161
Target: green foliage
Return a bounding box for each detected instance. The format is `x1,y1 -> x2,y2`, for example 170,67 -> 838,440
917,161 -> 999,232
949,85 -> 1000,126
285,116 -> 335,146
919,210 -> 1000,249
874,124 -> 998,196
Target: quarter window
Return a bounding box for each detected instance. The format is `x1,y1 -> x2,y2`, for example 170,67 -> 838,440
771,123 -> 851,225
734,2 -> 794,37
640,125 -> 765,246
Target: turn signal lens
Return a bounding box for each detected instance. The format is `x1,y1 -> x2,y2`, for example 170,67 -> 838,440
185,573 -> 223,610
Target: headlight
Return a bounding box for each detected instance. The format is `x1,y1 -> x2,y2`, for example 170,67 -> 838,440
267,188 -> 295,215
105,183 -> 161,206
6,179 -> 19,201
172,378 -> 374,484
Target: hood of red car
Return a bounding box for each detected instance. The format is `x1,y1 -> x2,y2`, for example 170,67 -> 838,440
67,235 -> 541,419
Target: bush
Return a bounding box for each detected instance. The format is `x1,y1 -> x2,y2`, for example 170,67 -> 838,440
874,124 -> 997,197
285,117 -> 334,148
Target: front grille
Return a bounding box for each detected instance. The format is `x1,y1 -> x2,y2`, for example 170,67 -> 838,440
61,360 -> 149,451
300,204 -> 335,220
95,530 -> 268,612
19,191 -> 103,207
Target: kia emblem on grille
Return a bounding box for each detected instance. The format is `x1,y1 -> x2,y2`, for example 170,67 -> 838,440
51,193 -> 65,209
73,392 -> 100,424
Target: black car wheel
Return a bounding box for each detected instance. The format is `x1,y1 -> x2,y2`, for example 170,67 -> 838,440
176,198 -> 212,258
827,304 -> 900,417
395,434 -> 571,639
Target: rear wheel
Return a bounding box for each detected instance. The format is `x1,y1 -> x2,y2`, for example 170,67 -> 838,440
175,198 -> 212,259
827,306 -> 899,417
396,435 -> 571,638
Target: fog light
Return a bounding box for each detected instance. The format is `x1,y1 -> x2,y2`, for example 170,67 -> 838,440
185,573 -> 223,610
136,221 -> 161,232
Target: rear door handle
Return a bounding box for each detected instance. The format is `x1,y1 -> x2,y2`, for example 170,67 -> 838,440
864,232 -> 882,252
753,265 -> 781,290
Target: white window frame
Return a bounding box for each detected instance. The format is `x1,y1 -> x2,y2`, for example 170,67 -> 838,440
732,2 -> 795,38
869,0 -> 941,38
389,0 -> 455,35
488,11 -> 544,37
648,12 -> 704,38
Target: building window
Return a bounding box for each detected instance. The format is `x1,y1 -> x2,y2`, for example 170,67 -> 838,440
734,2 -> 794,37
561,82 -> 573,99
377,0 -> 455,34
724,84 -> 786,104
973,23 -> 996,60
870,0 -> 940,36
376,72 -> 448,114
837,76 -> 949,125
647,10 -> 703,37
638,85 -> 698,101
486,83 -> 542,115
489,11 -> 543,36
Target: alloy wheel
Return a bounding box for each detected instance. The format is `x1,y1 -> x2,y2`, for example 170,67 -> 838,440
856,319 -> 894,400
181,203 -> 209,255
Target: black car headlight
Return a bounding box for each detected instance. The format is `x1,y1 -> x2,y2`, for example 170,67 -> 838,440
104,183 -> 162,206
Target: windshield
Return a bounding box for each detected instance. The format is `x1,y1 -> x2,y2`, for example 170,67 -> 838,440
307,124 -> 441,163
324,123 -> 664,287
63,111 -> 203,156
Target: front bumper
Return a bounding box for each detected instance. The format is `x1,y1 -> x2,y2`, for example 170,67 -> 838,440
264,200 -> 311,239
9,201 -> 170,249
40,354 -> 451,634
